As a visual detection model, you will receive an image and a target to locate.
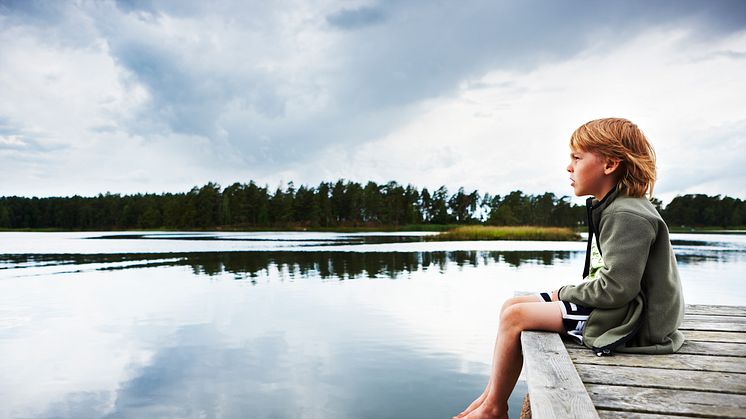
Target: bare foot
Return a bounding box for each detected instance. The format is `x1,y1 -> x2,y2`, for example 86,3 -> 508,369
455,379 -> 493,419
464,401 -> 507,419
454,390 -> 487,418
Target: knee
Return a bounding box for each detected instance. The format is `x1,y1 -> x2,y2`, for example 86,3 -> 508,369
500,304 -> 525,333
500,296 -> 522,315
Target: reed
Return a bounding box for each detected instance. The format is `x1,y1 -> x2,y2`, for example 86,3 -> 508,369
431,225 -> 581,241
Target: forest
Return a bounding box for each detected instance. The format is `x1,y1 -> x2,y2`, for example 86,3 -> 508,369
0,180 -> 743,230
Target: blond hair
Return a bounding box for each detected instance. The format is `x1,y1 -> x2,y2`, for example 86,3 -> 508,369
570,118 -> 657,198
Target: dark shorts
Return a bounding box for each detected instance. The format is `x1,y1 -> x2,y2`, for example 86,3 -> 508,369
538,292 -> 593,344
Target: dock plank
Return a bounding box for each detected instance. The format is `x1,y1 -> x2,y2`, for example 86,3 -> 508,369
684,314 -> 746,324
585,384 -> 746,418
598,410 -> 701,419
680,319 -> 746,332
676,340 -> 746,357
575,364 -> 746,394
685,304 -> 746,317
566,348 -> 746,373
521,331 -> 599,419
682,329 -> 746,343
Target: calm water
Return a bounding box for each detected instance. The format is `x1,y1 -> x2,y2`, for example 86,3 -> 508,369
1,231 -> 744,418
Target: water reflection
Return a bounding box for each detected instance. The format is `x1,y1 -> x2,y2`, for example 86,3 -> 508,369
2,244 -> 743,282
75,327 -> 497,419
1,250 -> 577,280
93,232 -> 429,246
0,260 -> 536,419
675,251 -> 746,265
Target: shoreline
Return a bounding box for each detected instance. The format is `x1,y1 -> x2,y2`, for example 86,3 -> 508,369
2,225 -> 745,234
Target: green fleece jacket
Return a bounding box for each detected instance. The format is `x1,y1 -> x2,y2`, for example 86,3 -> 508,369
558,187 -> 685,355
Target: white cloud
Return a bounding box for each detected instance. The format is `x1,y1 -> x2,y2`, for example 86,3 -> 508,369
290,27 -> 746,204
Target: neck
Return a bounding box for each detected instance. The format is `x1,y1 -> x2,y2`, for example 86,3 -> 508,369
593,183 -> 617,201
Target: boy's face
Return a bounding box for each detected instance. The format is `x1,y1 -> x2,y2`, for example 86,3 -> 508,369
567,149 -> 618,199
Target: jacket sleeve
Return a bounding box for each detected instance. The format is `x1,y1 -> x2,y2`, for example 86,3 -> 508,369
559,211 -> 656,309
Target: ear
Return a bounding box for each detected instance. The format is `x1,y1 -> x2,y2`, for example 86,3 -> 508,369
604,158 -> 621,175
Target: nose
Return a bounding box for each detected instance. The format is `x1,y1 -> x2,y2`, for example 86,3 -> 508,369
566,161 -> 573,172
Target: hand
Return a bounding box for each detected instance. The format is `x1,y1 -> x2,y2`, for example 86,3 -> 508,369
551,289 -> 559,302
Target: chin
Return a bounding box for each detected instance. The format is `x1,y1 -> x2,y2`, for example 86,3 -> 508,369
574,190 -> 591,198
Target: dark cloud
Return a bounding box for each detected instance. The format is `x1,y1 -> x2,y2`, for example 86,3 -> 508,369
0,0 -> 67,22
326,6 -> 387,30
114,0 -> 158,14
113,0 -> 217,19
323,0 -> 746,112
108,40 -> 229,136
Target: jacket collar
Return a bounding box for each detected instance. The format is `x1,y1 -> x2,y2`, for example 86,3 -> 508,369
586,185 -> 620,213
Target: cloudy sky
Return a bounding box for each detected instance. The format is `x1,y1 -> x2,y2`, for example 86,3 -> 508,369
1,0 -> 745,204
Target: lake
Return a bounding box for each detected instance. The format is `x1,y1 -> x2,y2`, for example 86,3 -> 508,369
1,231 -> 744,418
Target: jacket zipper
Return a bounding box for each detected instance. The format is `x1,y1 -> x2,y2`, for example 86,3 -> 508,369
582,197 -> 594,279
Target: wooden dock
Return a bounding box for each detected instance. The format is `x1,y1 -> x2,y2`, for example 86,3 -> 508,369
521,304 -> 746,418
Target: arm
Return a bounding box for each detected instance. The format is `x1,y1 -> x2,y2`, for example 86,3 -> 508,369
558,211 -> 655,309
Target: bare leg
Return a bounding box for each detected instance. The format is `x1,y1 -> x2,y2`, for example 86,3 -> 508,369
454,295 -> 544,419
463,300 -> 564,419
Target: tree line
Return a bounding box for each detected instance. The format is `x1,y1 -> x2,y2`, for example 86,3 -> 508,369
0,180 -> 743,230
662,194 -> 745,228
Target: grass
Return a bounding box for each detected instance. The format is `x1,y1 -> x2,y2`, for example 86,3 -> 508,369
212,224 -> 460,233
430,225 -> 581,241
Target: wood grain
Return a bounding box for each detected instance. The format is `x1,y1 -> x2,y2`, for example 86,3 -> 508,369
686,304 -> 746,317
684,314 -> 746,324
680,319 -> 746,332
597,410 -> 701,419
575,364 -> 746,394
585,384 -> 746,418
567,347 -> 746,373
521,331 -> 599,419
683,330 -> 746,343
676,340 -> 746,357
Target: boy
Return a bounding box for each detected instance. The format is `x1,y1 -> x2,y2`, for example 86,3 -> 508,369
455,118 -> 684,419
